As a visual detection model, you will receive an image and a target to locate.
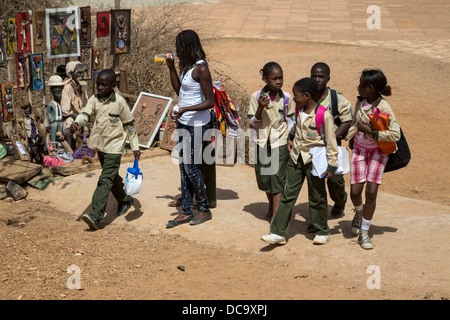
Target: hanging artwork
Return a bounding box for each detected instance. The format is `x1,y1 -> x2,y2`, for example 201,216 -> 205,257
16,12 -> 31,53
97,12 -> 110,37
0,29 -> 6,66
92,71 -> 100,95
32,11 -> 46,53
1,82 -> 15,122
110,9 -> 131,55
45,7 -> 80,59
7,18 -> 16,54
80,6 -> 91,46
130,92 -> 173,148
79,46 -> 93,80
29,53 -> 44,91
15,52 -> 28,91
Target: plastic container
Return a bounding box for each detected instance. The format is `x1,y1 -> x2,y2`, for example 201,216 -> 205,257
154,52 -> 177,62
262,92 -> 273,109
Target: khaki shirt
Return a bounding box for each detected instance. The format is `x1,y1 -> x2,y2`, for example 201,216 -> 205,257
345,97 -> 401,149
248,88 -> 296,148
75,92 -> 139,154
289,104 -> 338,173
320,88 -> 353,133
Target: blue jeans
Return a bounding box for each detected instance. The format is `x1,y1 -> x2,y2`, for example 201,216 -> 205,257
177,121 -> 211,215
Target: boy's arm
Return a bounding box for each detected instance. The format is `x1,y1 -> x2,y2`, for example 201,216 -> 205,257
71,96 -> 94,132
324,112 -> 338,174
119,98 -> 141,158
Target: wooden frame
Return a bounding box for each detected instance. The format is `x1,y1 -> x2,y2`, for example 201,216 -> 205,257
7,18 -> 16,54
79,46 -> 93,80
110,9 -> 131,55
1,82 -> 15,122
32,11 -> 46,53
130,92 -> 172,148
79,6 -> 92,46
0,28 -> 6,66
16,12 -> 32,53
15,52 -> 28,91
29,53 -> 44,91
97,12 -> 110,38
45,7 -> 81,59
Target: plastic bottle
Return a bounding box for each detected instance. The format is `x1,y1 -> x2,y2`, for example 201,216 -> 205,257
262,92 -> 273,109
154,52 -> 177,62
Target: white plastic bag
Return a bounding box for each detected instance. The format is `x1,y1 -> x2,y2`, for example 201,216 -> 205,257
124,159 -> 143,196
310,146 -> 350,177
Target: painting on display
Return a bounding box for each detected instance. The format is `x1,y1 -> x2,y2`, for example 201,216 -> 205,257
110,9 -> 131,55
80,6 -> 91,46
97,12 -> 110,37
79,46 -> 93,80
45,7 -> 80,59
15,52 -> 28,91
0,29 -> 6,66
7,18 -> 16,54
16,12 -> 32,53
29,53 -> 44,91
32,11 -> 46,53
130,93 -> 172,148
1,82 -> 15,122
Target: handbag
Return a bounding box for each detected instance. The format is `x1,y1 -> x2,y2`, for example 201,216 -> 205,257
384,128 -> 410,173
368,107 -> 397,154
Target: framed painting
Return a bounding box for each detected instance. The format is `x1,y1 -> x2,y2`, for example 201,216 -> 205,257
7,18 -> 16,54
15,52 -> 28,91
29,53 -> 44,91
45,7 -> 81,59
79,6 -> 91,46
79,46 -> 93,80
1,82 -> 15,122
16,12 -> 31,53
130,92 -> 173,148
110,9 -> 131,55
0,29 -> 6,66
32,11 -> 46,53
97,12 -> 110,37
92,71 -> 100,95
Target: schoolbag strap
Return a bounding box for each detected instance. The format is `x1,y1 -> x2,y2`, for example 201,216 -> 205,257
330,89 -> 340,123
315,104 -> 327,145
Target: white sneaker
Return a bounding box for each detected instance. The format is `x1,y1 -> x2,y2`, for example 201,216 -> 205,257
261,233 -> 286,245
313,234 -> 329,245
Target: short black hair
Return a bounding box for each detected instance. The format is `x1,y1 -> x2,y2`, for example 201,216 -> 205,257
293,78 -> 319,101
260,62 -> 282,79
98,69 -> 116,85
311,62 -> 330,76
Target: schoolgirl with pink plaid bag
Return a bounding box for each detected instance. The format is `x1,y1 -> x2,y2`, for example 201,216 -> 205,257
344,69 -> 401,250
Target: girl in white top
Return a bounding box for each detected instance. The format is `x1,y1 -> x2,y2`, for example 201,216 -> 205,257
165,30 -> 215,228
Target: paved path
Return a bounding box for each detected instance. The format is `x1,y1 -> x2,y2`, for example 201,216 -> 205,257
182,0 -> 450,63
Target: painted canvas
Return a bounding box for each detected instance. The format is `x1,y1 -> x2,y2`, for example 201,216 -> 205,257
80,6 -> 91,46
110,9 -> 131,55
15,52 -> 28,91
16,12 -> 32,53
97,12 -> 110,37
7,18 -> 16,54
79,46 -> 93,80
32,11 -> 46,53
45,7 -> 80,59
1,82 -> 15,122
130,92 -> 172,148
29,53 -> 44,91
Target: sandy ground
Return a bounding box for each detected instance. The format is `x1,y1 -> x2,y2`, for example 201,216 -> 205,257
1,38 -> 449,304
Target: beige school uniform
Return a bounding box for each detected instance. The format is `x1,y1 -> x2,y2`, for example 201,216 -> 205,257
289,105 -> 339,173
74,92 -> 139,154
320,88 -> 353,135
248,88 -> 296,148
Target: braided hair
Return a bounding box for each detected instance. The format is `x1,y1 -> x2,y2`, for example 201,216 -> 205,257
176,30 -> 207,67
259,62 -> 282,80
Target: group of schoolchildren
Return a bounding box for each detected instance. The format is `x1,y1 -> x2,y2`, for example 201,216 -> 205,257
251,62 -> 400,250
73,29 -> 401,251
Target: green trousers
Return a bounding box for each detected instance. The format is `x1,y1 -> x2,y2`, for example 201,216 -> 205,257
271,156 -> 330,237
91,151 -> 131,221
327,173 -> 347,207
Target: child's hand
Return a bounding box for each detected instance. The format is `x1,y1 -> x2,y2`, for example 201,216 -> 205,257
133,150 -> 141,159
320,171 -> 334,179
70,122 -> 79,133
258,93 -> 270,110
357,120 -> 372,135
287,139 -> 293,152
165,57 -> 175,70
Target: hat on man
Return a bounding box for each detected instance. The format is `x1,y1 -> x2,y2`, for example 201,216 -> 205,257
47,75 -> 64,86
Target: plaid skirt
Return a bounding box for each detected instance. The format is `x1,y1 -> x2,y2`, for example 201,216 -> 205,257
351,146 -> 388,185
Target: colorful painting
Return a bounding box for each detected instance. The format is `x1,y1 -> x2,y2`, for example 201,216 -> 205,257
16,12 -> 32,53
15,52 -> 28,91
97,12 -> 110,37
110,9 -> 131,55
7,18 -> 16,54
29,53 -> 44,91
45,7 -> 80,59
80,6 -> 91,46
32,11 -> 46,53
1,82 -> 15,122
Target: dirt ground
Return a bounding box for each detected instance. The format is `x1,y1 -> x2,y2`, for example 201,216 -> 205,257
1,38 -> 449,304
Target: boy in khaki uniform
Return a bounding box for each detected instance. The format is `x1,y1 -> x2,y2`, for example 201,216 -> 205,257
311,62 -> 352,217
70,69 -> 140,230
261,78 -> 338,245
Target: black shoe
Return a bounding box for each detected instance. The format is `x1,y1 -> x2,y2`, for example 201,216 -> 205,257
166,214 -> 194,228
82,213 -> 99,230
117,198 -> 134,215
189,211 -> 212,226
330,204 -> 345,218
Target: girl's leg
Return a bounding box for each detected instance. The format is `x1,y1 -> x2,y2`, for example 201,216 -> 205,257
364,182 -> 379,220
